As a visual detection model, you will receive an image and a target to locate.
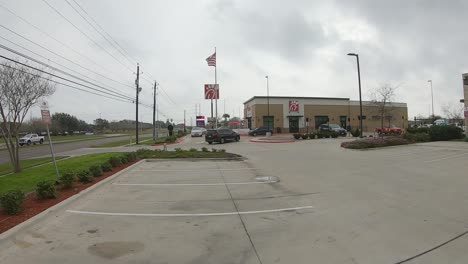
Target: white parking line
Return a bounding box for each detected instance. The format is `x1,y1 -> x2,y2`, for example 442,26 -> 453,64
112,180 -> 278,186
134,168 -> 256,172
424,153 -> 468,163
66,206 -> 314,217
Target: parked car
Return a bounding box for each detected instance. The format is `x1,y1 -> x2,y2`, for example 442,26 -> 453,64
248,127 -> 273,136
191,127 -> 206,137
318,124 -> 347,136
19,134 -> 45,146
375,125 -> 403,135
205,128 -> 240,144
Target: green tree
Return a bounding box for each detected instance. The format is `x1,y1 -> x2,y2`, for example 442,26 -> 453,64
52,112 -> 80,134
94,118 -> 109,132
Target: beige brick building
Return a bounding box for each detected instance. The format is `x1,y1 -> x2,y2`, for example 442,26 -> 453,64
244,96 -> 408,133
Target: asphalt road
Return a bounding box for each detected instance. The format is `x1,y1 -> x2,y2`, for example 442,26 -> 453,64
0,134 -> 152,164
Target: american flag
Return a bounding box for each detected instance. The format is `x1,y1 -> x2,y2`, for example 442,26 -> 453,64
206,52 -> 216,67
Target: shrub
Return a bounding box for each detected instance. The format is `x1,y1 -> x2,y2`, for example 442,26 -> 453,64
429,126 -> 464,141
403,133 -> 430,143
324,132 -> 331,138
59,171 -> 76,188
165,136 -> 177,143
293,133 -> 301,140
330,132 -> 339,138
301,134 -> 308,140
120,155 -> 129,164
219,149 -> 226,153
316,132 -> 324,139
211,148 -> 218,153
125,152 -> 137,162
309,133 -> 316,139
109,156 -> 122,167
35,181 -> 57,199
201,147 -> 209,152
77,170 -> 92,183
174,148 -> 183,152
350,128 -> 360,137
0,190 -> 25,215
101,162 -> 112,172
189,148 -> 198,152
341,137 -> 409,149
89,165 -> 103,177
407,127 -> 430,134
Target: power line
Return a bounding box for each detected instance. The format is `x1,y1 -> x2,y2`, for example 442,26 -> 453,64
41,0 -> 134,73
0,37 -> 133,99
63,0 -> 135,66
0,24 -> 134,91
0,2 -> 131,86
0,54 -> 134,101
0,44 -> 135,101
0,62 -> 131,104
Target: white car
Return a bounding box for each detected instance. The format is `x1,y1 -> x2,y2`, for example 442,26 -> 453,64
191,127 -> 206,137
19,134 -> 45,146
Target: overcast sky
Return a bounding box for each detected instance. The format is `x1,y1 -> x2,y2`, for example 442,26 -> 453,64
1,0 -> 467,124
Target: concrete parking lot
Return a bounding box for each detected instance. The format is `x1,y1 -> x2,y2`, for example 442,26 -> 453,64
1,137 -> 467,263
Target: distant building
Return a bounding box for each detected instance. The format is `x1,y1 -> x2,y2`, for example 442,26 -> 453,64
244,96 -> 408,133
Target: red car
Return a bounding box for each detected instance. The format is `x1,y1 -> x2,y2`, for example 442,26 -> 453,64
375,126 -> 403,135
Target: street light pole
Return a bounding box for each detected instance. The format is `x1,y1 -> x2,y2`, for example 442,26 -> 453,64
265,75 -> 270,130
347,53 -> 363,138
428,80 -> 434,117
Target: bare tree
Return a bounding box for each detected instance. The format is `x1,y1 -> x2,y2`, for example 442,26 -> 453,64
442,103 -> 464,120
0,61 -> 55,172
370,83 -> 398,129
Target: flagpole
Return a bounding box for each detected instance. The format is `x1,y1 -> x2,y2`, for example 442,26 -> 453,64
215,47 -> 218,128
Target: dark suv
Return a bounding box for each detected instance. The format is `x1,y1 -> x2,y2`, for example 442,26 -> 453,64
248,127 -> 273,136
318,124 -> 347,136
205,128 -> 240,144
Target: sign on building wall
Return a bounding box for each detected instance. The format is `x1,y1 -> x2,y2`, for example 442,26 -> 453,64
204,84 -> 219,99
289,100 -> 299,112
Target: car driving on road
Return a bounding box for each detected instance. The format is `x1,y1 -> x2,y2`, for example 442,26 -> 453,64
248,127 -> 273,136
190,127 -> 206,137
205,128 -> 240,144
19,134 -> 44,146
318,124 -> 347,136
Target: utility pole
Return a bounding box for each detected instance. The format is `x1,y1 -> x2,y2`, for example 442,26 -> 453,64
184,110 -> 186,133
135,64 -> 140,144
153,81 -> 157,141
428,80 -> 434,117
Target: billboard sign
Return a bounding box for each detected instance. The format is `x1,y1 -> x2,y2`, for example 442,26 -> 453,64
204,84 -> 219,99
196,116 -> 205,127
289,100 -> 299,112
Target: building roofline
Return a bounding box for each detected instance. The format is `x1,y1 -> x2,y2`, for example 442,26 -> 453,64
243,96 -> 350,104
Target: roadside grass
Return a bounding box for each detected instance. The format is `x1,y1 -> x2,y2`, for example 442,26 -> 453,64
91,136 -> 153,148
138,136 -> 178,146
0,156 -> 68,176
0,153 -> 118,195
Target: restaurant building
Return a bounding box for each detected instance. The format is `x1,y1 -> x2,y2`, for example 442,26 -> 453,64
244,96 -> 408,133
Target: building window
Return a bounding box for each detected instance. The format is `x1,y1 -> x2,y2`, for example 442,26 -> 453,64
314,116 -> 329,129
263,116 -> 274,130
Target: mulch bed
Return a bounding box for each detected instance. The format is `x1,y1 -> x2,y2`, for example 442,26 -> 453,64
0,160 -> 139,235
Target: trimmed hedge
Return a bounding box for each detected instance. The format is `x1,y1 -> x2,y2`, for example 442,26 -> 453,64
428,126 -> 464,141
403,133 -> 430,143
341,137 -> 409,149
109,156 -> 122,167
77,170 -> 92,183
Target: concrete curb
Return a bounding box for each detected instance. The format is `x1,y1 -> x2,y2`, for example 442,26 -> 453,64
145,157 -> 245,162
0,160 -> 145,242
249,139 -> 295,143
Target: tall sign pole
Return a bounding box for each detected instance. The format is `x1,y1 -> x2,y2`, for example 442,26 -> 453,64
40,101 -> 59,179
214,47 -> 218,128
135,64 -> 140,144
153,81 -> 157,141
